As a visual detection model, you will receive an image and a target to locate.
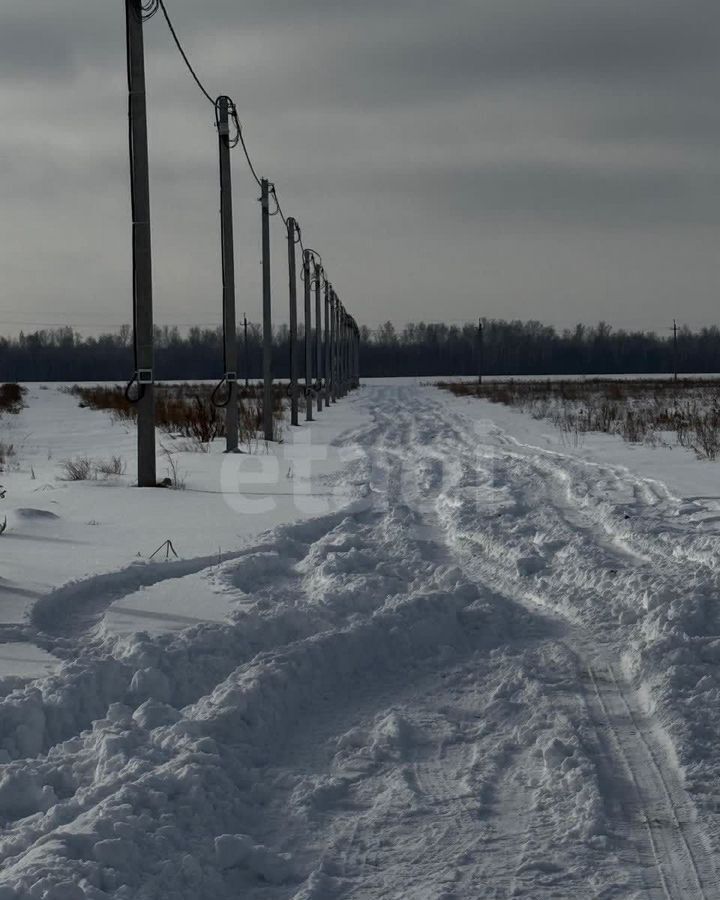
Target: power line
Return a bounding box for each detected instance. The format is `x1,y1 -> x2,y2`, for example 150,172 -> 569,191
156,0 -> 214,105
270,185 -> 288,228
153,1 -> 263,192
237,124 -> 262,188
151,1 -> 324,262
152,1 -> 267,191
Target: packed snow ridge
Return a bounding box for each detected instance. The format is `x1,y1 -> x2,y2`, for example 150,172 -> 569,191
1,382 -> 720,897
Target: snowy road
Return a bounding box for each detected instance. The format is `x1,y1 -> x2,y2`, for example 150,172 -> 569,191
2,384 -> 720,898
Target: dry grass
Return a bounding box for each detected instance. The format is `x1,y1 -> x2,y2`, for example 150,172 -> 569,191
69,382 -> 286,447
0,442 -> 15,472
0,384 -> 26,415
61,456 -> 127,481
61,456 -> 93,481
439,378 -> 720,460
60,455 -> 128,481
0,385 -> 23,471
95,455 -> 127,477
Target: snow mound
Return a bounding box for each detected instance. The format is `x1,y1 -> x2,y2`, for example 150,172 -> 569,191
14,508 -> 60,521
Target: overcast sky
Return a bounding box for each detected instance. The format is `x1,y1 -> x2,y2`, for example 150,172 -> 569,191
1,0 -> 719,335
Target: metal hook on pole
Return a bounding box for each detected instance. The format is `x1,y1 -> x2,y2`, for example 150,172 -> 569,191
124,372 -> 146,405
210,375 -> 233,409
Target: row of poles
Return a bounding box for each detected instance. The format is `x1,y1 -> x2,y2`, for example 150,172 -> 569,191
125,0 -> 360,487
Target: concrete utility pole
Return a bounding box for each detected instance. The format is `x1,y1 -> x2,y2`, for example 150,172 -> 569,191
341,308 -> 348,397
125,0 -> 156,487
303,251 -> 313,421
350,319 -> 356,389
217,97 -> 238,452
243,313 -> 249,387
314,262 -> 323,412
347,316 -> 351,392
355,321 -> 360,387
324,280 -> 331,406
673,319 -> 678,384
338,303 -> 345,398
350,319 -> 355,388
329,291 -> 337,403
343,311 -> 350,396
287,218 -> 299,426
261,178 -> 274,441
354,321 -> 359,386
349,319 -> 354,389
336,295 -> 342,399
338,309 -> 344,397
477,318 -> 484,387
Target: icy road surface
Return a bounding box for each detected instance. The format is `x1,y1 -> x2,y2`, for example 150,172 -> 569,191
2,383 -> 720,898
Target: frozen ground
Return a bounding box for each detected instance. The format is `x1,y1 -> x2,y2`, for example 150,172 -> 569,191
1,381 -> 720,898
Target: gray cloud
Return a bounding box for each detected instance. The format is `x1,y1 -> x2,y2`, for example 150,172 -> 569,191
0,0 -> 719,335
350,160 -> 720,229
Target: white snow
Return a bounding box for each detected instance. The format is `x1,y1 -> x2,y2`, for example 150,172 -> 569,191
0,380 -> 719,897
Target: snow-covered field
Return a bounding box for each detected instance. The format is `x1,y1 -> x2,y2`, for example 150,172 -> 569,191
1,381 -> 720,898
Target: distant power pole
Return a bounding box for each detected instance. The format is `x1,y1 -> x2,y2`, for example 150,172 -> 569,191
477,318 -> 484,386
339,309 -> 345,397
243,313 -> 249,387
324,280 -> 331,405
287,218 -> 299,426
673,319 -> 678,383
346,313 -> 351,392
216,96 -> 238,452
331,291 -> 338,402
125,0 -> 156,487
343,308 -> 349,396
303,251 -> 313,422
314,261 -> 323,412
329,292 -> 336,402
356,321 -> 361,387
261,178 -> 273,441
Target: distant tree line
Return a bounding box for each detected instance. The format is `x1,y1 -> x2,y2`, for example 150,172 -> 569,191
358,320 -> 718,377
1,320 -> 719,381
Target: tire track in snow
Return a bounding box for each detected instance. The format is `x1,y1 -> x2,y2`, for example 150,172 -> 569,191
594,663 -> 716,899
1,396 -> 548,896
3,383 -> 719,898
584,663 -> 702,900
292,395 -> 620,897
383,387 -> 720,898
30,507 -> 363,641
496,429 -> 720,575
